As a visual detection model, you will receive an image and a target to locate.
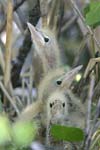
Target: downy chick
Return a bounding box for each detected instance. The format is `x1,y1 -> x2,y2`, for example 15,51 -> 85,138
26,22 -> 62,87
20,0 -> 63,87
18,1 -> 85,147
17,66 -> 85,146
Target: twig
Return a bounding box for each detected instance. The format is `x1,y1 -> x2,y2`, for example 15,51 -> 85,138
92,99 -> 100,133
61,15 -> 77,33
85,99 -> 100,150
88,100 -> 100,150
90,134 -> 100,150
14,96 -> 24,108
82,73 -> 95,150
28,66 -> 33,104
22,78 -> 26,104
0,81 -> 20,115
73,35 -> 88,67
86,74 -> 95,135
14,0 -> 26,11
93,80 -> 100,101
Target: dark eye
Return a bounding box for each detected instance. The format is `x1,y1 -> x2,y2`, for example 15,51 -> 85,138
63,103 -> 65,107
44,37 -> 49,43
56,80 -> 62,85
50,103 -> 52,108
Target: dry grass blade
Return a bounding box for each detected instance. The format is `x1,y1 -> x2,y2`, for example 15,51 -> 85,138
48,0 -> 61,30
84,57 -> 100,79
0,80 -> 20,115
86,74 -> 95,136
4,0 -> 13,105
83,74 -> 95,150
61,15 -> 77,33
84,78 -> 100,150
92,135 -> 100,150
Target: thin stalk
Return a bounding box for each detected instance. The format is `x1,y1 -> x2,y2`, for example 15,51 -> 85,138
0,81 -> 20,115
4,0 -> 13,106
82,74 -> 95,150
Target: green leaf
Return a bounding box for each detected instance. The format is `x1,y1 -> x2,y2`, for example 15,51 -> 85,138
85,2 -> 100,28
84,4 -> 90,17
50,125 -> 84,142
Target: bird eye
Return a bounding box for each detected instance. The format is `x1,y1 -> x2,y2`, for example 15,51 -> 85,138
44,36 -> 49,43
50,103 -> 52,108
63,103 -> 65,107
56,80 -> 62,85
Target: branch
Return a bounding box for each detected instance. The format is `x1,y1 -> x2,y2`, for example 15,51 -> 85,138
13,0 -> 26,11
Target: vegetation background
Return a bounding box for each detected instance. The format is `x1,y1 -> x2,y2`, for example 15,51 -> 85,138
0,0 -> 100,150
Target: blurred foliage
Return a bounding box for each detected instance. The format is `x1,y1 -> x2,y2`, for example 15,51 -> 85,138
0,115 -> 37,150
